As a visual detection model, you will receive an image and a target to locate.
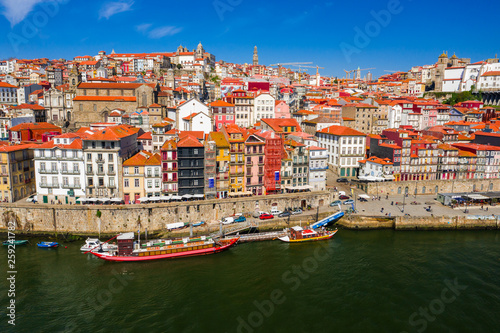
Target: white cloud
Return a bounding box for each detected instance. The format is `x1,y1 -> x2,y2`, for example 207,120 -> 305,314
1,0 -> 45,27
135,23 -> 151,32
148,26 -> 182,39
99,0 -> 133,19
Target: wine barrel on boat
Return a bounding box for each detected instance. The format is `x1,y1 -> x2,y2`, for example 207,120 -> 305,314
117,232 -> 135,256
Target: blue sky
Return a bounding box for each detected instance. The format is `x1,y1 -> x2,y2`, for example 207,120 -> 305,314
0,0 -> 499,78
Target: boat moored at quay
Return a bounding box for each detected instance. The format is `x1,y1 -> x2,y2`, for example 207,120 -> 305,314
278,226 -> 338,243
90,232 -> 239,262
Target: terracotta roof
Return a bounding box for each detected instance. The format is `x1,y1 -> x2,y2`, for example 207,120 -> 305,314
177,135 -> 203,148
123,151 -> 153,166
179,131 -> 204,140
359,156 -> 393,165
209,132 -> 229,147
308,145 -> 326,151
83,125 -> 139,141
149,103 -> 161,108
261,118 -> 302,133
138,131 -> 152,140
10,103 -> 45,110
0,82 -> 17,88
210,100 -> 235,107
0,143 -> 37,152
182,113 -> 199,121
10,122 -> 60,131
36,138 -> 83,150
161,139 -> 177,150
317,125 -> 365,136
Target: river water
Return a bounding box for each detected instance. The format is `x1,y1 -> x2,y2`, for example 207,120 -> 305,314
1,230 -> 499,333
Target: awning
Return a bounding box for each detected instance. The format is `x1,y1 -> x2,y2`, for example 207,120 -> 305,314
465,194 -> 489,200
358,194 -> 370,199
159,195 -> 171,201
75,197 -> 86,202
182,194 -> 193,199
149,197 -> 161,201
171,195 -> 182,200
86,198 -> 98,202
99,198 -> 110,202
138,197 -> 149,202
193,194 -> 204,198
358,175 -> 384,181
111,198 -> 122,202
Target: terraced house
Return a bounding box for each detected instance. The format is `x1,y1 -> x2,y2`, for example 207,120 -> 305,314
33,133 -> 86,204
122,151 -> 161,203
0,144 -> 35,202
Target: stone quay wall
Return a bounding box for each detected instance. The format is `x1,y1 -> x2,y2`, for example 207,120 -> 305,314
337,214 -> 499,230
0,191 -> 332,234
357,179 -> 500,196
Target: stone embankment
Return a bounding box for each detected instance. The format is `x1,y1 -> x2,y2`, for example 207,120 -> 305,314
337,214 -> 500,230
0,191 -> 332,235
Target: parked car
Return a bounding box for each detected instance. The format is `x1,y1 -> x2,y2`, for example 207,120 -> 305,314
26,194 -> 37,203
291,208 -> 303,215
278,211 -> 291,218
270,208 -> 283,215
234,216 -> 246,223
358,197 -> 368,202
253,211 -> 268,218
339,195 -> 350,200
336,178 -> 349,183
259,213 -> 274,220
221,217 -> 235,225
330,200 -> 342,207
343,199 -> 355,205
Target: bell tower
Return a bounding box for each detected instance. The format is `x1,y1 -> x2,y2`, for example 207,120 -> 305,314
253,46 -> 258,66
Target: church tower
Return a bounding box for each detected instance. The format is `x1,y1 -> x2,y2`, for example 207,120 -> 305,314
196,42 -> 205,59
68,64 -> 80,91
253,46 -> 258,66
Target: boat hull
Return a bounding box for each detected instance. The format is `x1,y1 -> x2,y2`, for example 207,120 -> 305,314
3,240 -> 29,246
37,242 -> 59,248
278,230 -> 338,243
90,237 -> 239,262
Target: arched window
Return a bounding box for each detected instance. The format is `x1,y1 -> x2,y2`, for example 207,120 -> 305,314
142,92 -> 147,107
422,186 -> 426,194
398,187 -> 401,194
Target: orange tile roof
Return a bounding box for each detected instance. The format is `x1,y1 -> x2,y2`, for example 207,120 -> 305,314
123,151 -> 153,166
10,122 -> 60,131
0,82 -> 17,88
210,100 -> 235,107
0,143 -> 37,152
83,124 -> 139,141
317,125 -> 365,136
177,135 -> 203,148
138,132 -> 152,140
161,139 -> 177,150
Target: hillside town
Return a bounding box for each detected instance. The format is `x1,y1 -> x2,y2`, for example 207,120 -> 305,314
1,45 -> 500,204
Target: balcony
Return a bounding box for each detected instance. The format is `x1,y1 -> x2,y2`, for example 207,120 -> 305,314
108,184 -> 116,189
38,169 -> 58,174
62,183 -> 81,189
235,160 -> 244,165
40,183 -> 59,188
85,170 -> 94,175
107,170 -> 116,176
61,169 -> 80,175
163,179 -> 178,183
96,158 -> 104,163
96,170 -> 106,176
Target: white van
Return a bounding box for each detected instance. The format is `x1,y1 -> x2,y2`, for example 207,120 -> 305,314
270,207 -> 282,215
221,217 -> 234,225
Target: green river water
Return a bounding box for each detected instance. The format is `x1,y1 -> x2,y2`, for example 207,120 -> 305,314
1,229 -> 499,333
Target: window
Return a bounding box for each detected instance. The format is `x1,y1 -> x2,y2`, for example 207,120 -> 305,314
124,179 -> 129,187
88,177 -> 93,186
109,178 -> 115,187
98,178 -> 104,187
135,179 -> 140,187
74,177 -> 80,187
134,167 -> 139,174
108,154 -> 113,162
147,180 -> 152,188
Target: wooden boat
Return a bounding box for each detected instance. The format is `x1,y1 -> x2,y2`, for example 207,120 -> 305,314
37,241 -> 59,248
90,232 -> 239,262
2,240 -> 29,246
278,226 -> 338,243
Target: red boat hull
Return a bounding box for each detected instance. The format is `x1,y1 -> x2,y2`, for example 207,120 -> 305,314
90,237 -> 239,262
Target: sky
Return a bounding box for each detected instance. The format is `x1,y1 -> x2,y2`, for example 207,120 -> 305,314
0,0 -> 499,78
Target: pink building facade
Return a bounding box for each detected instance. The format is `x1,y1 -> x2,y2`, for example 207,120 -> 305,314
275,100 -> 291,119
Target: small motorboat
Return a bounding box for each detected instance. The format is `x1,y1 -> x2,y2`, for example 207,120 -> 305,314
80,237 -> 117,253
193,221 -> 205,227
278,226 -> 338,243
2,240 -> 29,246
37,241 -> 59,248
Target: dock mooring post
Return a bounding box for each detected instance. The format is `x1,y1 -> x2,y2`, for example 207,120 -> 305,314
190,223 -> 193,237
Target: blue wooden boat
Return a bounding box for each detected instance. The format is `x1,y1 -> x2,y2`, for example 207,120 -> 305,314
37,241 -> 59,248
2,240 -> 29,246
193,221 -> 205,227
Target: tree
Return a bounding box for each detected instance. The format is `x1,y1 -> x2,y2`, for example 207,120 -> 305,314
176,64 -> 182,70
